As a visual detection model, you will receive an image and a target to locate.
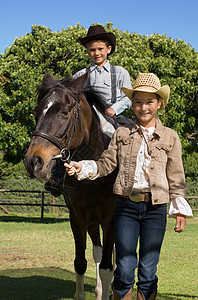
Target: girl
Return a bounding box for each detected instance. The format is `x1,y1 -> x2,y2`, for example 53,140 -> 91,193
65,73 -> 193,300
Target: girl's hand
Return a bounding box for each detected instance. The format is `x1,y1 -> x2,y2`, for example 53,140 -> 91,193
174,213 -> 186,233
64,161 -> 82,176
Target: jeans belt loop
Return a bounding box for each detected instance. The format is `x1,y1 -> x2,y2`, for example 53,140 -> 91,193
128,192 -> 150,202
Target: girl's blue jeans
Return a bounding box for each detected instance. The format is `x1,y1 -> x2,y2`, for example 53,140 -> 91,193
113,195 -> 167,299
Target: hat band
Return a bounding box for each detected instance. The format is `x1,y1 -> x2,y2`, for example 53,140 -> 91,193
133,84 -> 159,91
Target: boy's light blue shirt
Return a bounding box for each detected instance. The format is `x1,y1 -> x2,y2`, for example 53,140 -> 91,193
73,61 -> 132,115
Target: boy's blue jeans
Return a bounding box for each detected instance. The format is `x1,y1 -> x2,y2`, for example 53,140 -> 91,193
113,195 -> 167,299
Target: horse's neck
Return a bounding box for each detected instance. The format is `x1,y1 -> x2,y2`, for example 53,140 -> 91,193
88,110 -> 112,159
88,126 -> 107,159
73,113 -> 106,161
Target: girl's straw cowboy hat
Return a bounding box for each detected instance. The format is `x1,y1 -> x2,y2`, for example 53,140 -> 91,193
78,25 -> 116,55
122,73 -> 170,109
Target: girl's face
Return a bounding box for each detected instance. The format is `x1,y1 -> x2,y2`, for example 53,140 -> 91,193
132,91 -> 162,128
86,40 -> 112,68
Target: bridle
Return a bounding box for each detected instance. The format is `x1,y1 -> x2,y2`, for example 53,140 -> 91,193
32,100 -> 82,163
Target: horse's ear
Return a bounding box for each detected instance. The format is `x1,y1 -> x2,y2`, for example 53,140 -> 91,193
72,72 -> 89,91
43,73 -> 55,84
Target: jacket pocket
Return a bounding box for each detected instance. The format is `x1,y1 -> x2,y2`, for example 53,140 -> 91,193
117,135 -> 132,144
154,144 -> 172,163
117,135 -> 132,158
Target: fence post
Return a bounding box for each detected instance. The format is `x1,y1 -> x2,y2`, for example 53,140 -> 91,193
41,192 -> 45,218
52,196 -> 55,214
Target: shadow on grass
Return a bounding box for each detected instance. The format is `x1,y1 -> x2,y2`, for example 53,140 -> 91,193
162,294 -> 198,299
0,267 -> 197,300
0,267 -> 95,300
0,215 -> 70,224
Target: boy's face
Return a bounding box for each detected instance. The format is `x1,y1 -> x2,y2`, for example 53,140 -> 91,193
132,91 -> 162,128
86,40 -> 112,67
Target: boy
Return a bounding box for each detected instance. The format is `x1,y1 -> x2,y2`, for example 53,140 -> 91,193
73,24 -> 133,132
65,73 -> 193,299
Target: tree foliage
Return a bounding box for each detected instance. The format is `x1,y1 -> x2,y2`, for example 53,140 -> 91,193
0,22 -> 197,179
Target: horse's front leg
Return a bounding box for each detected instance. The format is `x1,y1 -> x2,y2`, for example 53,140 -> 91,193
88,224 -> 103,300
75,273 -> 85,300
74,236 -> 87,300
70,213 -> 87,300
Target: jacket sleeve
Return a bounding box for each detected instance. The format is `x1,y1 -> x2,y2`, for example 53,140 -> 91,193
96,130 -> 119,177
166,131 -> 187,200
75,130 -> 119,181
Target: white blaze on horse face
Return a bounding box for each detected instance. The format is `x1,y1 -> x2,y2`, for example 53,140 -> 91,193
43,92 -> 56,116
43,101 -> 53,116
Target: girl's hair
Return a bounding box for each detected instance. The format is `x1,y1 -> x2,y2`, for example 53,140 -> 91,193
132,91 -> 161,101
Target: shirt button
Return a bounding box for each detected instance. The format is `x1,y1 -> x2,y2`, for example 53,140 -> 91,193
154,199 -> 158,203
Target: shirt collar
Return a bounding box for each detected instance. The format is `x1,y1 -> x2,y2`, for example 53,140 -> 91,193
140,125 -> 155,136
89,60 -> 110,72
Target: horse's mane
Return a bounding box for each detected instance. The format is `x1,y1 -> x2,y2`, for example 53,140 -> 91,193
37,76 -> 108,117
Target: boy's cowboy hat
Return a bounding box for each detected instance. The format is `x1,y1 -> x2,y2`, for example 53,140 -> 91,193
122,73 -> 170,109
78,25 -> 116,55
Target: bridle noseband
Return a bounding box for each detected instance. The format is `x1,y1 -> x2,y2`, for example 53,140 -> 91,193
32,130 -> 63,150
32,100 -> 82,163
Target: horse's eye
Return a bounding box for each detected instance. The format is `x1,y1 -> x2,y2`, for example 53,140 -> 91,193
61,111 -> 69,118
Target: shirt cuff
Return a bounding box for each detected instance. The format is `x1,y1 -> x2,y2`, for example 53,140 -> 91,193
169,196 -> 193,218
110,98 -> 131,115
76,160 -> 98,181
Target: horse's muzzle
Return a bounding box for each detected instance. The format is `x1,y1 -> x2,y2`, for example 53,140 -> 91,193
24,154 -> 52,179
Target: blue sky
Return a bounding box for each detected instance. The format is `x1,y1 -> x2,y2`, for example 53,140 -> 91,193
0,0 -> 197,55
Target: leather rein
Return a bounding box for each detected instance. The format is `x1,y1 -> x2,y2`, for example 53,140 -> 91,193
32,100 -> 82,163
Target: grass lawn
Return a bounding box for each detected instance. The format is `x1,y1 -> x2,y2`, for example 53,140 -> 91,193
0,213 -> 197,299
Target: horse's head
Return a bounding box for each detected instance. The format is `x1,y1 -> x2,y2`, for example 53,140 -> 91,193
24,72 -> 99,180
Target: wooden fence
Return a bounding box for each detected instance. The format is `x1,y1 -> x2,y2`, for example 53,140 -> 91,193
0,189 -> 197,218
0,189 -> 67,218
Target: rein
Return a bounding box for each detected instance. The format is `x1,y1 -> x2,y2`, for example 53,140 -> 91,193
32,100 -> 82,163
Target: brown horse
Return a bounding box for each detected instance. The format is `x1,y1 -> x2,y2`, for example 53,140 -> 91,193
24,72 -> 117,299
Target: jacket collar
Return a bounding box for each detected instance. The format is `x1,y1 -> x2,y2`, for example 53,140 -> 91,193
130,117 -> 164,137
153,117 -> 164,138
130,120 -> 139,134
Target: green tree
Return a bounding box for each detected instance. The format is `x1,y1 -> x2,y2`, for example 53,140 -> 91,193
0,22 -> 197,172
183,151 -> 198,182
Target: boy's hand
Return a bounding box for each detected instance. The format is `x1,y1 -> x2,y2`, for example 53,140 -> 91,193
64,161 -> 82,176
105,107 -> 116,117
174,213 -> 186,233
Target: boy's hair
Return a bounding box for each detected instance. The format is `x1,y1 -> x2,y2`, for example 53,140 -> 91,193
86,40 -> 110,49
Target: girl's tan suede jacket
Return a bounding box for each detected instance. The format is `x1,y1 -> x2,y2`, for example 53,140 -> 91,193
96,117 -> 186,205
